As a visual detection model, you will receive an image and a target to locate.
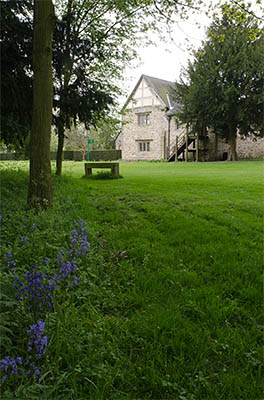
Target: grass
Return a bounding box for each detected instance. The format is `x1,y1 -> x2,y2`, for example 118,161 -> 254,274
0,160 -> 263,399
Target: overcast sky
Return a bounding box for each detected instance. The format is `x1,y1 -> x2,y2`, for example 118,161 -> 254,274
120,0 -> 263,105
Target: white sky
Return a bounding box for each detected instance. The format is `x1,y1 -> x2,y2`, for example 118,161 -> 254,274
120,0 -> 263,105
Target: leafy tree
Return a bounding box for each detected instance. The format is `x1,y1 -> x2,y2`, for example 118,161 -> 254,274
52,0 -> 120,175
1,0 -> 262,155
64,117 -> 121,157
27,0 -> 55,209
0,1 -> 33,151
174,2 -> 264,160
52,0 -> 206,175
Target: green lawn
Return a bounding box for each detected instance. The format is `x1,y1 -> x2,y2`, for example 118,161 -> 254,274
0,160 -> 263,399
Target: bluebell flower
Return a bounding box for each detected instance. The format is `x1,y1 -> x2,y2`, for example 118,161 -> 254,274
0,356 -> 23,383
13,265 -> 56,314
26,360 -> 41,379
27,320 -> 48,360
18,235 -> 30,244
55,220 -> 89,286
4,252 -> 16,268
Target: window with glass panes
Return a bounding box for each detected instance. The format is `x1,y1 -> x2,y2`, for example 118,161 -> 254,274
138,141 -> 150,152
138,114 -> 150,125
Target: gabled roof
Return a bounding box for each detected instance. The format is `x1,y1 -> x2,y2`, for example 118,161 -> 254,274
124,74 -> 180,114
143,75 -> 175,108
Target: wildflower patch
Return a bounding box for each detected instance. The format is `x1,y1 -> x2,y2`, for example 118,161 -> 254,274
1,220 -> 90,383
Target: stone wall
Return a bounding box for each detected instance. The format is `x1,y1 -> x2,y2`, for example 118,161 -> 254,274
121,105 -> 167,160
120,106 -> 264,161
206,133 -> 264,161
237,134 -> 264,159
121,106 -> 188,161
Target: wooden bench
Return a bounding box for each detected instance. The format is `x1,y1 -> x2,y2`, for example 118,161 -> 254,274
84,162 -> 119,177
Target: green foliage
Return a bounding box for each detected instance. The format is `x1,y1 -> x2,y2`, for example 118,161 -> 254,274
83,171 -> 123,180
0,1 -> 33,150
64,117 -> 122,156
174,2 -> 264,159
0,0 -> 214,153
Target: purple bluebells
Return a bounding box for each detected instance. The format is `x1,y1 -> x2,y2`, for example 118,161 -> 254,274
2,220 -> 89,383
70,220 -> 90,257
17,235 -> 30,246
56,220 -> 90,286
27,320 -> 48,360
56,250 -> 77,280
0,356 -> 23,383
4,252 -> 16,269
13,264 -> 56,315
13,220 -> 90,310
26,361 -> 41,379
0,321 -> 47,382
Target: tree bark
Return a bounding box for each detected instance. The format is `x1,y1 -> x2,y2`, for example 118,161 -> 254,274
56,118 -> 64,176
227,125 -> 238,161
27,0 -> 55,209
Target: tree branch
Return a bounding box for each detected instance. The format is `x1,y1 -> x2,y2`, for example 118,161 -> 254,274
229,0 -> 263,21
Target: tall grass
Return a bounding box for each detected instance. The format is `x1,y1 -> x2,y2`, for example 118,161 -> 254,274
0,160 -> 263,399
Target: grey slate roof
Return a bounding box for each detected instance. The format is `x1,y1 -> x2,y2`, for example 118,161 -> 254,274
143,74 -> 175,108
124,74 -> 180,115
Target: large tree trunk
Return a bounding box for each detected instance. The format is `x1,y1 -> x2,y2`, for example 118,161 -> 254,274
227,125 -> 238,161
27,0 -> 55,209
56,119 -> 64,176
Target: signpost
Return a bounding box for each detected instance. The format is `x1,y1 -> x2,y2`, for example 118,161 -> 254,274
87,138 -> 94,161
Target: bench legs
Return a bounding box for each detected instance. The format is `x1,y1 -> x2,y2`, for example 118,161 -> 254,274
111,165 -> 119,177
85,164 -> 119,177
84,165 -> 92,176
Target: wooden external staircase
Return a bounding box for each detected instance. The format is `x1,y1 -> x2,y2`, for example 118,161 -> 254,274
167,132 -> 199,162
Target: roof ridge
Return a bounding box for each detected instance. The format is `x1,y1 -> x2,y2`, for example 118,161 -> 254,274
142,74 -> 175,86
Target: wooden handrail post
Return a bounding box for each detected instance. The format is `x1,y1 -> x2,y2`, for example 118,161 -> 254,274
175,136 -> 178,162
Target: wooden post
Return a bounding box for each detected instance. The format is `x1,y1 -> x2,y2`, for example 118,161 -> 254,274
185,133 -> 188,162
175,136 -> 178,162
167,116 -> 171,159
196,132 -> 199,162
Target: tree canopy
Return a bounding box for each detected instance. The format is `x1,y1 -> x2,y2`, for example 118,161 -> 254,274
0,0 -> 229,152
174,2 -> 264,160
0,1 -> 33,150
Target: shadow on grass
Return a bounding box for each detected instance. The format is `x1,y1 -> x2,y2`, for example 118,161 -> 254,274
82,171 -> 123,180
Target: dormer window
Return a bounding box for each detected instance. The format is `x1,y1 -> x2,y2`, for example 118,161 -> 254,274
138,113 -> 150,126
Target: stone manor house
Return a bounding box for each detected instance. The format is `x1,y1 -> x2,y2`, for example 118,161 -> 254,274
115,74 -> 264,161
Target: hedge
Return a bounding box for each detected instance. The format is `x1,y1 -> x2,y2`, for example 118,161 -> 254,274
0,150 -> 122,162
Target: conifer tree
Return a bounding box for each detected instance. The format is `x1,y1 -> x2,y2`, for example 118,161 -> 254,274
174,3 -> 264,160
